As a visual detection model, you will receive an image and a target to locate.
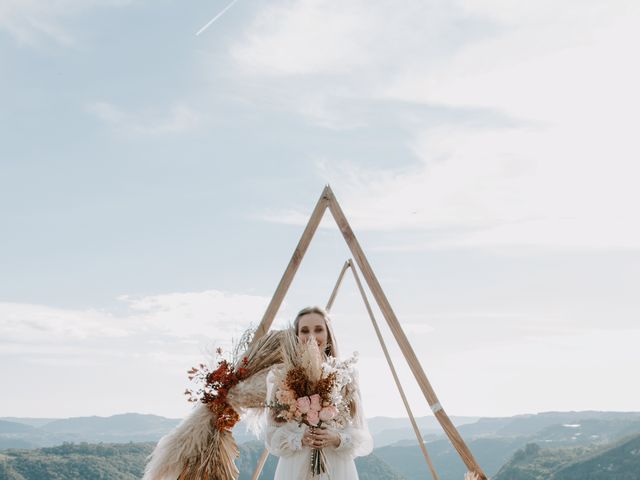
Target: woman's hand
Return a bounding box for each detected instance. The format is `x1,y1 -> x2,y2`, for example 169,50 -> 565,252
304,426 -> 341,449
301,427 -> 316,448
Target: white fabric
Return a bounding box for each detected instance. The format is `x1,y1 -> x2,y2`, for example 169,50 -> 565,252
263,365 -> 373,480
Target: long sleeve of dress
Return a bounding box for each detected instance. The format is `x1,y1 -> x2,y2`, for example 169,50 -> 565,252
333,369 -> 373,458
265,421 -> 306,456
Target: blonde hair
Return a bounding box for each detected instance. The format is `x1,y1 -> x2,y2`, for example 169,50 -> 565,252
293,306 -> 339,357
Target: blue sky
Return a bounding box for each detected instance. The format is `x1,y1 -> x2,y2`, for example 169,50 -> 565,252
1,0 -> 639,420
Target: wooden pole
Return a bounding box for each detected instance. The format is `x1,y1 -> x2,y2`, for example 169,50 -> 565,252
325,186 -> 487,479
348,259 -> 440,480
325,260 -> 351,312
250,448 -> 269,480
251,186 -> 330,344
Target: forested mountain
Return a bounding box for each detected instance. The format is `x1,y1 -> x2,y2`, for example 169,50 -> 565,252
0,414 -> 182,449
554,434 -> 640,479
6,411 -> 636,451
457,411 -> 640,442
493,433 -> 640,479
0,423 -> 33,435
2,411 -> 640,479
0,442 -> 404,480
367,416 -> 478,447
377,436 -> 527,480
0,443 -> 153,480
0,413 -> 474,450
2,433 -> 640,480
376,412 -> 640,479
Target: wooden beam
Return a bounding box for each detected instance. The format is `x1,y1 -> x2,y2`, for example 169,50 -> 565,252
325,186 -> 487,479
248,185 -> 487,479
348,259 -> 440,480
250,448 -> 269,480
325,260 -> 351,312
251,186 -> 331,344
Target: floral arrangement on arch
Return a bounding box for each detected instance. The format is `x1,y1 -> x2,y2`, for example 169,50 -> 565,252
184,347 -> 250,431
144,328 -> 286,480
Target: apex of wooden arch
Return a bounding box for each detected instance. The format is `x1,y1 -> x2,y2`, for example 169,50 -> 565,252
251,185 -> 487,480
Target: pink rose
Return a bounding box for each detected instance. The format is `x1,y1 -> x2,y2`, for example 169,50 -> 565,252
306,409 -> 320,426
309,394 -> 322,412
296,396 -> 311,414
319,405 -> 338,422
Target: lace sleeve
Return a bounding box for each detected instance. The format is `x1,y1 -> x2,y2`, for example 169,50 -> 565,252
262,367 -> 306,457
334,368 -> 373,458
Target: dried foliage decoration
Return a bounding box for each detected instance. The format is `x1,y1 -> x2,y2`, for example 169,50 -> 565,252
185,349 -> 250,431
143,329 -> 288,480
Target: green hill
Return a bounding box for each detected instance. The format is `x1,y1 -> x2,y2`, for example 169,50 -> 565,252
376,436 -> 528,480
0,443 -> 153,480
493,433 -> 640,480
2,411 -> 639,479
0,441 -> 404,480
554,434 -> 640,480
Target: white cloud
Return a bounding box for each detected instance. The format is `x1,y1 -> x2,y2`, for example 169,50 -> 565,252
0,290 -> 279,416
0,289 -> 271,346
119,289 -> 271,337
0,0 -> 132,46
0,302 -> 128,342
244,0 -> 640,250
401,322 -> 435,335
370,5 -> 640,249
286,139 -> 640,250
231,0 -> 376,76
428,326 -> 640,416
225,0 -> 483,128
231,0 -> 479,78
87,101 -> 202,135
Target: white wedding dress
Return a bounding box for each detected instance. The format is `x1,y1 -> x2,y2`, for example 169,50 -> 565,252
263,367 -> 373,480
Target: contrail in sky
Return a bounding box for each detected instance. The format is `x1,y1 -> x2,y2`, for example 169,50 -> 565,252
195,0 -> 241,36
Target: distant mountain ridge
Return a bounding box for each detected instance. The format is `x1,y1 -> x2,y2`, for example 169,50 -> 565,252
39,413 -> 178,435
0,413 -> 476,450
458,410 -> 640,439
2,410 -> 640,480
0,422 -> 34,435
368,415 -> 479,447
374,411 -> 640,480
0,414 -> 180,450
0,419 -> 58,428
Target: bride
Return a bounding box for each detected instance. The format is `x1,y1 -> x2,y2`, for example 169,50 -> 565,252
264,306 -> 373,480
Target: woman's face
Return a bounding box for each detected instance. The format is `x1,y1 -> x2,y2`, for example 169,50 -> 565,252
297,312 -> 328,351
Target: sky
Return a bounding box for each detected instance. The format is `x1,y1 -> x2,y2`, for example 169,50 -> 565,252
1,0 -> 639,421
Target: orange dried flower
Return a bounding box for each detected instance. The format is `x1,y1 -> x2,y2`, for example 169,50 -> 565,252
315,372 -> 336,404
186,350 -> 251,431
285,366 -> 312,398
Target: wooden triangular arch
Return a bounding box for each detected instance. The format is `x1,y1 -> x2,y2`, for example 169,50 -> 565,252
250,185 -> 487,479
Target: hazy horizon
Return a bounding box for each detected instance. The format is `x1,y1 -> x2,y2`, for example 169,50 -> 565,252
4,408 -> 639,423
